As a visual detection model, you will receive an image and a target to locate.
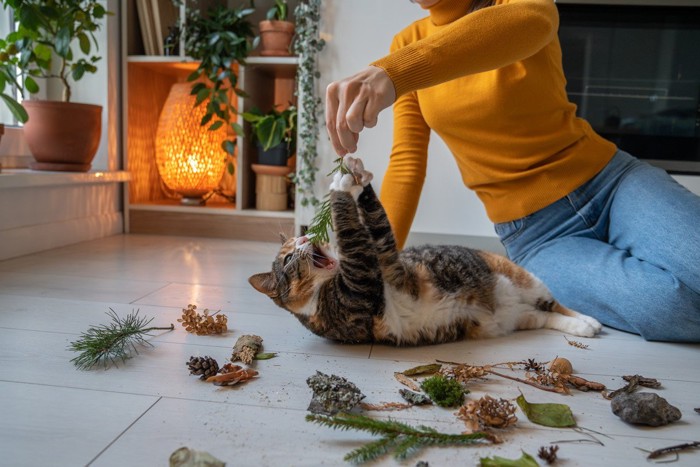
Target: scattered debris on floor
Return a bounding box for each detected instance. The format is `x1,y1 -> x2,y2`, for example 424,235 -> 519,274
456,395 -> 518,433
231,334 -> 264,365
306,371 -> 365,416
69,308 -> 174,370
611,392 -> 682,426
187,356 -> 220,380
206,364 -> 259,387
399,388 -> 432,406
537,445 -> 559,464
645,441 -> 700,461
480,450 -> 538,466
169,446 -> 225,467
420,374 -> 466,407
564,336 -> 590,349
306,413 -> 492,463
516,393 -> 576,428
604,374 -> 661,400
178,304 -> 228,335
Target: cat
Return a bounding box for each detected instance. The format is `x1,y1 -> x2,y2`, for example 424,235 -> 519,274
249,156 -> 602,345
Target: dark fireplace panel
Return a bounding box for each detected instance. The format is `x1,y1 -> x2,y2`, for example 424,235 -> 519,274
557,2 -> 700,174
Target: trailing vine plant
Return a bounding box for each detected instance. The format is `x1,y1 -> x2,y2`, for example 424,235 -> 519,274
292,0 -> 325,209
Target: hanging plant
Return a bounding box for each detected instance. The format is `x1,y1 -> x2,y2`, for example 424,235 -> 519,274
292,0 -> 325,208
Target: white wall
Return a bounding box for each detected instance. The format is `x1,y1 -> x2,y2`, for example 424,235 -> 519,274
316,0 -> 497,240
316,0 -> 700,243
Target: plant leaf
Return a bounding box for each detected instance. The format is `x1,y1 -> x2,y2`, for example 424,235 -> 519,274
516,394 -> 576,428
0,93 -> 28,123
254,352 -> 277,360
402,364 -> 442,376
480,451 -> 539,467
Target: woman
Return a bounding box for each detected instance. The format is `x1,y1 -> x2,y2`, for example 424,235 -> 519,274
325,0 -> 700,342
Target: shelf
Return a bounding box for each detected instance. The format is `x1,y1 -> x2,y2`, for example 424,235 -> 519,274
130,201 -> 294,218
0,170 -> 130,190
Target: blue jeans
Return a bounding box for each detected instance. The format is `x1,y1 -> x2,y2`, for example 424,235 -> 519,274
494,150 -> 700,342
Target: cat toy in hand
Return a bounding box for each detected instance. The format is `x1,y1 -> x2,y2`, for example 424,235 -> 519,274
249,155 -> 602,346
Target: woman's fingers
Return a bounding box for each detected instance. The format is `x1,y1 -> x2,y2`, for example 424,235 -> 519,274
325,66 -> 396,155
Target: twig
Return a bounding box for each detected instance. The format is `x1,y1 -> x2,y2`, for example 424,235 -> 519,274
360,402 -> 413,412
436,359 -> 565,394
646,441 -> 700,460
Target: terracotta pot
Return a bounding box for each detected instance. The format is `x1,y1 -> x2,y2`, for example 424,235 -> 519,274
258,20 -> 295,56
23,100 -> 102,172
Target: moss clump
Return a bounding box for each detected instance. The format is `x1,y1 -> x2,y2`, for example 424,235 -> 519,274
420,375 -> 466,407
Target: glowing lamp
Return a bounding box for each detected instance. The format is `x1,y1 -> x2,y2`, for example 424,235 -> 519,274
155,82 -> 228,205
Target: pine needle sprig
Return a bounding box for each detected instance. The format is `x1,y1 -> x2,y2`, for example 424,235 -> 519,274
69,309 -> 174,370
306,413 -> 491,464
306,158 -> 351,245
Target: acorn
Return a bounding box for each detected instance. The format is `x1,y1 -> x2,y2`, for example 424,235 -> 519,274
549,357 -> 573,376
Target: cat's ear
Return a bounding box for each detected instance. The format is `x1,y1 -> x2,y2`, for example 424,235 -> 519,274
279,233 -> 288,244
248,272 -> 277,297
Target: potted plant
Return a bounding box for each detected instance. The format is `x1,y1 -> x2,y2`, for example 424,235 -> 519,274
183,3 -> 256,178
258,0 -> 295,56
0,0 -> 109,172
243,105 -> 297,166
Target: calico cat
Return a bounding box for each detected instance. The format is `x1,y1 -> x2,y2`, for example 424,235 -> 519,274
249,156 -> 602,345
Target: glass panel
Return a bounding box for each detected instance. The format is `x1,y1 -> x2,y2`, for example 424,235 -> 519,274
558,5 -> 700,173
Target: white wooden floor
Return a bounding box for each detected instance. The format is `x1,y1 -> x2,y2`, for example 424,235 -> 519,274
0,234 -> 698,467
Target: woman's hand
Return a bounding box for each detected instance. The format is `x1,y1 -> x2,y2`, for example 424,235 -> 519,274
325,66 -> 396,155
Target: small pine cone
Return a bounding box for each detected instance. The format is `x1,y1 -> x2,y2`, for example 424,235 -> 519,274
187,356 -> 220,380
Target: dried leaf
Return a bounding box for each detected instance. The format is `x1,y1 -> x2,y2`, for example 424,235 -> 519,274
254,352 -> 277,360
516,394 -> 576,428
480,451 -> 539,466
394,372 -> 421,392
206,366 -> 258,386
401,363 -> 442,376
457,395 -> 518,432
623,374 -> 661,388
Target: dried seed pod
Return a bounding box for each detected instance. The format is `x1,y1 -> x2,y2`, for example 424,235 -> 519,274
549,357 -> 573,376
231,334 -> 263,364
456,395 -> 518,432
177,304 -> 228,335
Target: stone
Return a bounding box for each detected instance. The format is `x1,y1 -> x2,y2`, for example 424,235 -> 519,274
306,371 -> 365,416
611,392 -> 682,426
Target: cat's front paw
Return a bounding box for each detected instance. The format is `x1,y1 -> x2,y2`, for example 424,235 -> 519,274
329,171 -> 363,199
343,155 -> 373,187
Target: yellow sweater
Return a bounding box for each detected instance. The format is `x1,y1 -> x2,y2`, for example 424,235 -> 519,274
370,0 -> 617,248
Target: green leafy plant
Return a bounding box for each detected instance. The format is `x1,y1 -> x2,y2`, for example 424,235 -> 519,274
68,309 -> 174,370
266,0 -> 289,21
292,0 -> 325,208
0,0 -> 109,122
305,157 -> 349,245
307,413 -> 491,464
420,375 -> 467,408
183,3 -> 257,175
242,105 -> 297,152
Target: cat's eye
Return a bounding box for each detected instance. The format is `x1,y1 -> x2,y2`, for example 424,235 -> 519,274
283,254 -> 293,266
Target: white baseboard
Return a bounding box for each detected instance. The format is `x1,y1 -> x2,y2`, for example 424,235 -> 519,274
0,212 -> 124,261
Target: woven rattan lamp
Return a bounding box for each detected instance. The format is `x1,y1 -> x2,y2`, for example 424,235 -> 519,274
155,82 -> 228,205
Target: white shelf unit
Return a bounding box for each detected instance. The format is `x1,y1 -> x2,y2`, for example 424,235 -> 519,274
122,2 -> 299,241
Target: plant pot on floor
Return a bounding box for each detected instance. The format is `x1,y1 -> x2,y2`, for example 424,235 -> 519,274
258,20 -> 295,56
24,100 -> 102,172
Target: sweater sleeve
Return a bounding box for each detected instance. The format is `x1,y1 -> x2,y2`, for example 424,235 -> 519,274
370,0 -> 559,98
378,40 -> 432,250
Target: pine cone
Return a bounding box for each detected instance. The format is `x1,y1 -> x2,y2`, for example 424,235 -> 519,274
187,356 -> 220,380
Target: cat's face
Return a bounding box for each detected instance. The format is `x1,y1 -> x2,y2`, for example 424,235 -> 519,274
249,234 -> 338,315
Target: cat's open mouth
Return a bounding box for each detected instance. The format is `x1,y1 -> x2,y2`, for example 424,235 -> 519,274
311,244 -> 337,270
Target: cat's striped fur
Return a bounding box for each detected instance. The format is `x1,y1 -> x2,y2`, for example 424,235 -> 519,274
249,156 -> 602,345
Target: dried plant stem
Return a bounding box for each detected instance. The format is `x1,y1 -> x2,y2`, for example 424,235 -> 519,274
646,441 -> 700,460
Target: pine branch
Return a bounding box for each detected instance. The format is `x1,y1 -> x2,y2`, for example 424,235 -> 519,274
306,158 -> 350,245
306,413 -> 491,464
69,309 -> 174,370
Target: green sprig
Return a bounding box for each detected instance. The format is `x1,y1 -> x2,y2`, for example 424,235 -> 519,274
306,413 -> 491,464
305,157 -> 350,245
68,309 -> 174,370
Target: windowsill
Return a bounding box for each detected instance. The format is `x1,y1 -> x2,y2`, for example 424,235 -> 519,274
0,169 -> 130,189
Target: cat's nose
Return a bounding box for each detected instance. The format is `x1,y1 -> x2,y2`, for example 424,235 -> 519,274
296,236 -> 309,246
